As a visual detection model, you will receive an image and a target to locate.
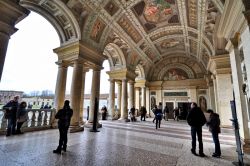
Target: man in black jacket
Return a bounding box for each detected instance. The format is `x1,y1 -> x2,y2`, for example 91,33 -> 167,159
3,96 -> 19,136
187,102 -> 207,157
53,100 -> 73,154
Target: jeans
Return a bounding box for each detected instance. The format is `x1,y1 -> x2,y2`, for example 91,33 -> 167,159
16,122 -> 24,133
212,131 -> 221,155
191,126 -> 203,154
141,114 -> 146,121
7,117 -> 16,135
155,119 -> 161,129
58,127 -> 69,150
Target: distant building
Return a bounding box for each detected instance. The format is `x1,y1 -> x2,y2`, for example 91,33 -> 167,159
0,90 -> 23,106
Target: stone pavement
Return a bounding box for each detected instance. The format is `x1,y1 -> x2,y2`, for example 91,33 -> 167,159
0,118 -> 249,166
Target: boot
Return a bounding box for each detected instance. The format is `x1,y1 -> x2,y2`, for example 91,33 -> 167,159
53,147 -> 61,154
62,145 -> 67,152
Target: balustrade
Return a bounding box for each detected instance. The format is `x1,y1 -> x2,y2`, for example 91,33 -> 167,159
0,109 -> 56,135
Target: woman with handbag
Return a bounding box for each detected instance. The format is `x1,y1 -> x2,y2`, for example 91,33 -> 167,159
16,101 -> 28,134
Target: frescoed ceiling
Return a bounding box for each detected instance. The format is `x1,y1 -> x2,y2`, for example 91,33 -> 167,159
20,0 -> 225,80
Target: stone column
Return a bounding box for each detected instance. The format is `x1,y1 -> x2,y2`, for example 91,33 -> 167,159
215,73 -> 233,127
79,69 -> 87,125
128,81 -> 135,109
88,69 -> 101,124
146,87 -> 150,116
207,82 -> 216,111
54,62 -> 68,111
53,62 -> 68,127
117,81 -> 122,118
119,79 -> 128,121
108,79 -> 115,120
141,87 -> 146,107
211,75 -> 219,113
241,9 -> 250,96
70,60 -> 84,132
0,0 -> 29,81
135,87 -> 141,110
229,37 -> 250,152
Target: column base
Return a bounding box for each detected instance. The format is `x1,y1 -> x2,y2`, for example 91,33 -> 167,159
84,121 -> 102,128
118,118 -> 130,122
107,115 -> 118,120
69,125 -> 84,133
51,119 -> 58,129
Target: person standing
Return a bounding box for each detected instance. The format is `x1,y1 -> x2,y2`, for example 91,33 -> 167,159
3,96 -> 19,136
163,105 -> 169,121
16,101 -> 28,134
53,100 -> 73,154
207,109 -> 221,158
186,102 -> 207,157
154,106 -> 162,129
86,106 -> 89,120
129,106 -> 136,122
140,106 -> 147,121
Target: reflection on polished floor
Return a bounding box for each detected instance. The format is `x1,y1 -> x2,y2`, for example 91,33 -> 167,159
0,118 -> 248,166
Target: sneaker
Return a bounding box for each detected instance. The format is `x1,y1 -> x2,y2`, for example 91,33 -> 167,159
199,153 -> 206,157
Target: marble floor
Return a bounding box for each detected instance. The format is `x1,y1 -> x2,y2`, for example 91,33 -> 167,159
0,118 -> 249,166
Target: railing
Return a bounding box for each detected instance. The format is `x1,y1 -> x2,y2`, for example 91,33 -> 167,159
0,109 -> 56,135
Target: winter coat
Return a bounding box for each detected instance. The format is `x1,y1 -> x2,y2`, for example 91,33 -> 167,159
187,107 -> 206,127
207,113 -> 221,133
17,107 -> 28,122
154,108 -> 163,120
55,107 -> 73,129
3,100 -> 19,119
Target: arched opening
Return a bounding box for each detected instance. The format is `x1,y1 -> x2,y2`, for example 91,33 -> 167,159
1,11 -> 60,98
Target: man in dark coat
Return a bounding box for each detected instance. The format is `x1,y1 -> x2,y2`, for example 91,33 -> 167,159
53,100 -> 73,154
187,102 -> 207,157
3,96 -> 19,136
140,106 -> 147,121
207,109 -> 221,158
129,106 -> 136,122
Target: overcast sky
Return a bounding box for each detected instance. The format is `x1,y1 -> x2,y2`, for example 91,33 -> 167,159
0,12 -> 110,94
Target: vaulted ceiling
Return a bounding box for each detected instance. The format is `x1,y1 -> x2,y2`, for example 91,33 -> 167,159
20,0 -> 226,81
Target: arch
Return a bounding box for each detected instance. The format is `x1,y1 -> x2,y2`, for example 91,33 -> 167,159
20,0 -> 81,44
135,64 -> 145,80
103,43 -> 126,69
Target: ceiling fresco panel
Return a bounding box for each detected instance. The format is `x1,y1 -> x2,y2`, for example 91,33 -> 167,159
189,39 -> 197,55
186,0 -> 198,29
150,29 -> 183,41
118,15 -> 142,43
155,38 -> 185,55
90,18 -> 106,43
132,0 -> 180,33
104,1 -> 119,16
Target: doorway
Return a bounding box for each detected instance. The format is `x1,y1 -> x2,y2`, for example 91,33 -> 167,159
177,102 -> 191,120
165,102 -> 174,119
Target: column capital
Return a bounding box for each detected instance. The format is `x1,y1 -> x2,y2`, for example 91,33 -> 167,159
55,60 -> 69,68
109,78 -> 115,83
116,80 -> 122,85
